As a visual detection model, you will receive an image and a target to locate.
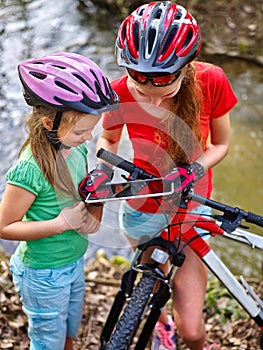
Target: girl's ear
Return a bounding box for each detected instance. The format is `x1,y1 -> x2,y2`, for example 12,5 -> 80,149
42,117 -> 53,130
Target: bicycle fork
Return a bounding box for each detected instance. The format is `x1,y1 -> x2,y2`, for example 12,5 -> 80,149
100,266 -> 173,350
133,279 -> 171,350
100,268 -> 138,349
100,241 -> 185,350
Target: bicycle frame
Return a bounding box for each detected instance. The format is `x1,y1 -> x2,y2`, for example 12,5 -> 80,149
87,148 -> 263,349
165,214 -> 263,327
100,212 -> 263,349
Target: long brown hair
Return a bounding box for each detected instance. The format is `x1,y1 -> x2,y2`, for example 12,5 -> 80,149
161,63 -> 203,167
19,106 -> 81,200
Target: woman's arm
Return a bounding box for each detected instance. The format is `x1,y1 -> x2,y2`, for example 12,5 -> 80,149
197,113 -> 231,171
0,184 -> 90,240
96,127 -> 124,162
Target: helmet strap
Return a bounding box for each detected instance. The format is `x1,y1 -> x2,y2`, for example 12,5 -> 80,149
52,111 -> 63,131
44,111 -> 71,150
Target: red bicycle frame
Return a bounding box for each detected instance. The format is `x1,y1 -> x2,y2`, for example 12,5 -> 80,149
159,213 -> 263,331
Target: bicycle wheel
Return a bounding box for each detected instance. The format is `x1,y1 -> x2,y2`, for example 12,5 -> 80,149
105,273 -> 156,350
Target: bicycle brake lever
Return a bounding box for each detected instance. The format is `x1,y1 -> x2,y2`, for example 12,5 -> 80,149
215,209 -> 245,233
220,226 -> 263,249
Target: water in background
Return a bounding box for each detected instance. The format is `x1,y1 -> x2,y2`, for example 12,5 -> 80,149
0,0 -> 262,277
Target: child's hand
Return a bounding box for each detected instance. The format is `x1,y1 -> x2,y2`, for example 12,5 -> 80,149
57,202 -> 102,234
84,204 -> 103,233
57,202 -> 89,233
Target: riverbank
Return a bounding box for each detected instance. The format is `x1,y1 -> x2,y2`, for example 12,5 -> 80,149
79,0 -> 263,66
1,252 -> 262,349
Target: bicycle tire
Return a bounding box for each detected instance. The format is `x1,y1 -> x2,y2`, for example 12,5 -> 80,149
105,273 -> 156,350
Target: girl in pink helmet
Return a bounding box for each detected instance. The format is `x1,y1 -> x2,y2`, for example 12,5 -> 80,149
93,2 -> 237,349
0,52 -> 119,350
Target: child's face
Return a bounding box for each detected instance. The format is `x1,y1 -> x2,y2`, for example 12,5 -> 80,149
58,111 -> 101,148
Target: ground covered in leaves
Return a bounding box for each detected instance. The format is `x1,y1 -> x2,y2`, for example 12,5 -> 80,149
0,252 -> 262,349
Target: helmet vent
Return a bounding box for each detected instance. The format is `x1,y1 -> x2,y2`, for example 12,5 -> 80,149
90,69 -> 101,88
55,81 -> 77,94
138,7 -> 145,16
134,22 -> 139,50
148,28 -> 156,54
73,73 -> 93,91
51,64 -> 66,69
29,71 -> 47,80
161,26 -> 178,55
154,8 -> 162,19
174,12 -> 182,20
183,29 -> 193,48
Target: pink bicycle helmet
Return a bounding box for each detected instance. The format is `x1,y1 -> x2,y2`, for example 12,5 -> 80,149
18,52 -> 119,114
116,1 -> 202,73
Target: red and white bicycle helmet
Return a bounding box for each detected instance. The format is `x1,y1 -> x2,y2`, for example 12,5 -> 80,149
116,1 -> 202,73
18,52 -> 119,114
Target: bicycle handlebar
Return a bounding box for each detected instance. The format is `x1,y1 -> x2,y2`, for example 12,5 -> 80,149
97,148 -> 155,180
97,148 -> 263,229
189,192 -> 263,229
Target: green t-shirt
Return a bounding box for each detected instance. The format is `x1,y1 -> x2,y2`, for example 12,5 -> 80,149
6,144 -> 89,268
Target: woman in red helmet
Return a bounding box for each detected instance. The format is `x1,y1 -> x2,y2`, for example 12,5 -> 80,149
91,2 -> 237,349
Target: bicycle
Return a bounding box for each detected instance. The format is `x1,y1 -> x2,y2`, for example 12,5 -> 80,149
85,148 -> 263,350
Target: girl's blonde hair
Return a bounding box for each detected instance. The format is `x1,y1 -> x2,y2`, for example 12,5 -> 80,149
19,106 -> 82,199
161,63 -> 203,167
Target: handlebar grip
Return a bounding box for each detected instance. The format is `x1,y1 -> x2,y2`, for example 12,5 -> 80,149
97,148 -> 135,174
246,212 -> 263,228
97,148 -> 155,180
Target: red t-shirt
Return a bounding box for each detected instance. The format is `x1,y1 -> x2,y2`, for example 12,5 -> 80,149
103,61 -> 238,213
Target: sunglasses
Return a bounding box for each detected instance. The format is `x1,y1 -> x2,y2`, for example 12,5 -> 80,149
127,68 -> 182,87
